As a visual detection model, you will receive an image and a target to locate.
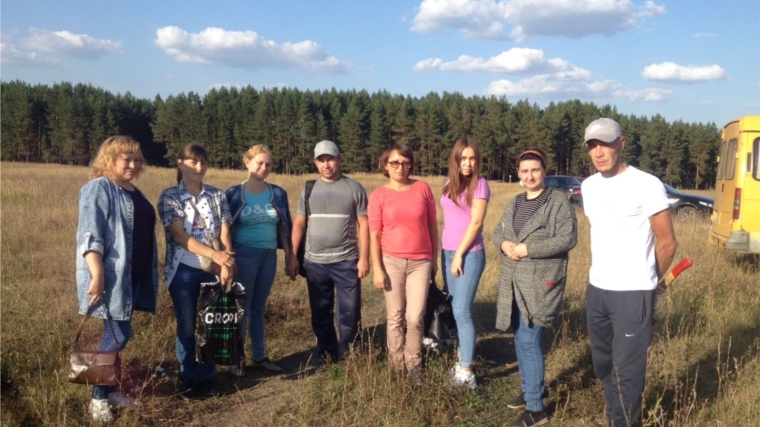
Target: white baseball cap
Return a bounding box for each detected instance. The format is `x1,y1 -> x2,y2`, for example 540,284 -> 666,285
314,140 -> 340,159
584,118 -> 622,144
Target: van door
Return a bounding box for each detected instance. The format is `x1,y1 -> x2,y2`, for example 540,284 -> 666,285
712,132 -> 738,238
742,135 -> 760,233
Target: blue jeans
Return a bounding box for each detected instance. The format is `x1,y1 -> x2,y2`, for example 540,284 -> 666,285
441,249 -> 485,368
168,263 -> 216,383
92,274 -> 141,399
304,259 -> 361,361
512,304 -> 546,412
92,319 -> 131,400
234,244 -> 277,361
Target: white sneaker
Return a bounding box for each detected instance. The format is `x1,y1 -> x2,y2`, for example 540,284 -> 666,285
107,392 -> 137,407
448,363 -> 461,380
451,367 -> 477,389
89,399 -> 115,423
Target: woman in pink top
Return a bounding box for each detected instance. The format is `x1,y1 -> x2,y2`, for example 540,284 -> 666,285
440,136 -> 490,389
369,144 -> 438,381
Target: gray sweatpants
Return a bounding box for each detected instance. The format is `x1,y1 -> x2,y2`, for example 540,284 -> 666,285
586,283 -> 655,427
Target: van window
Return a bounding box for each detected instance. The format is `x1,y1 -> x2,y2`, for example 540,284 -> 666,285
753,138 -> 760,181
725,139 -> 738,180
716,141 -> 727,180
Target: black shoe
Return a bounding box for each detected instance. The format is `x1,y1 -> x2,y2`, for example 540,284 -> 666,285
178,380 -> 204,400
511,410 -> 548,427
200,380 -> 218,399
506,390 -> 550,409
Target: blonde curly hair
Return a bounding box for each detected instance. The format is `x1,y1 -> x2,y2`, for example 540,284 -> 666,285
89,136 -> 145,180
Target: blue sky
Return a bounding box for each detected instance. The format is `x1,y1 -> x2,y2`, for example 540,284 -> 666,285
2,0 -> 758,126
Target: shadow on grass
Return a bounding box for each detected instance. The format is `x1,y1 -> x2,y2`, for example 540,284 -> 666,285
645,309 -> 760,425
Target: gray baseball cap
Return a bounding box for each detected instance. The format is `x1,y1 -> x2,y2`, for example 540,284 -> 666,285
584,118 -> 622,144
314,140 -> 340,159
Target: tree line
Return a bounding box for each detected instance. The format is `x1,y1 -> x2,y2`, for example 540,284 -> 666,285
1,80 -> 722,188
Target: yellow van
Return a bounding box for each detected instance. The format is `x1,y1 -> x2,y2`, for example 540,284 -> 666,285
708,115 -> 760,253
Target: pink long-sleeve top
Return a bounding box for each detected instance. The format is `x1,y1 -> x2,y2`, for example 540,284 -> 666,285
368,180 -> 437,260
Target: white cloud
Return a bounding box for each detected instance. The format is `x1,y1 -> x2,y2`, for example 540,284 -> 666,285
20,28 -> 121,59
694,33 -> 718,38
485,75 -> 669,103
411,0 -> 665,41
485,75 -> 620,97
0,39 -> 61,67
155,26 -> 348,74
616,88 -> 672,102
414,48 -> 591,81
411,0 -> 508,40
642,62 -> 727,83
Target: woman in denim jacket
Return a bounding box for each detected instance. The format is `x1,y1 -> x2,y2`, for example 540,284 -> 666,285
76,136 -> 158,423
225,144 -> 293,375
158,143 -> 235,400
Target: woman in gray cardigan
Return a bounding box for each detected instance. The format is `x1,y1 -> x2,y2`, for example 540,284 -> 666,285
492,148 -> 577,427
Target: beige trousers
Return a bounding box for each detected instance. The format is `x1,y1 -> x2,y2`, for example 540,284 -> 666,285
382,254 -> 432,370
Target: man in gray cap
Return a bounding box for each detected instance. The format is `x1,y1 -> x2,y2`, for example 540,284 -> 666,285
287,140 -> 369,367
581,118 -> 678,426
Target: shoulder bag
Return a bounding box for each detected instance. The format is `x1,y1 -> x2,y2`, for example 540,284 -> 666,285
68,307 -> 121,386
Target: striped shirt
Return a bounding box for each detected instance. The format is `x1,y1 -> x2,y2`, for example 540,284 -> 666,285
513,189 -> 550,236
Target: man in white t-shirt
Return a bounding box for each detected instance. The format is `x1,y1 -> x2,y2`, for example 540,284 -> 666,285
581,118 -> 678,427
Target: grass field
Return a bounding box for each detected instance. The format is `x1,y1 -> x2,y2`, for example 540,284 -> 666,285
1,162 -> 759,426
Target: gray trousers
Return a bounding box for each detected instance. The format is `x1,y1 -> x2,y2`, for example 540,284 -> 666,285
586,284 -> 655,427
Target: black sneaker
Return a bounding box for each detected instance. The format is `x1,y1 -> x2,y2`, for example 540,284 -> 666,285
506,390 -> 550,409
511,410 -> 548,427
178,380 -> 204,400
200,380 -> 218,399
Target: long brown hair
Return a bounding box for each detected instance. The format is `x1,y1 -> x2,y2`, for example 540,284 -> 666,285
175,143 -> 209,183
443,136 -> 481,207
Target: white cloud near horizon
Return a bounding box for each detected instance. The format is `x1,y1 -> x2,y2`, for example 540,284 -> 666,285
21,28 -> 121,59
411,0 -> 665,41
155,26 -> 348,74
414,48 -> 591,80
642,62 -> 727,83
485,75 -> 670,103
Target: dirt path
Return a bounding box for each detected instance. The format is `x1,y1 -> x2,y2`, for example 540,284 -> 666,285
198,285 -> 388,427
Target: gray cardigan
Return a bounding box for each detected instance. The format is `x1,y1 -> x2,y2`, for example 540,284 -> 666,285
492,188 -> 577,330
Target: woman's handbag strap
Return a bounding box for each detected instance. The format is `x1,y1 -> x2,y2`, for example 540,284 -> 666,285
187,198 -> 209,230
73,305 -> 119,348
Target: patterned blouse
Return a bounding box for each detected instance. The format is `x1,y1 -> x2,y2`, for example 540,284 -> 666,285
158,180 -> 231,287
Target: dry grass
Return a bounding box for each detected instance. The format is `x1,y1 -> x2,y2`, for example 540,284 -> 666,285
1,162 -> 759,426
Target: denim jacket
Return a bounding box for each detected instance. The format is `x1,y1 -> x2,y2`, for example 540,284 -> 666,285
76,177 -> 159,321
225,182 -> 293,256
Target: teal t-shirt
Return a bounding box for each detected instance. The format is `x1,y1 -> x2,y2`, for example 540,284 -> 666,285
233,187 -> 278,249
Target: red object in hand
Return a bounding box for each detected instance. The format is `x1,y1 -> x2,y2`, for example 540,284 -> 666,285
660,257 -> 694,289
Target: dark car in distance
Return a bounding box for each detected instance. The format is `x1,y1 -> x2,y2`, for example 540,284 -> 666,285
663,184 -> 714,218
544,175 -> 583,206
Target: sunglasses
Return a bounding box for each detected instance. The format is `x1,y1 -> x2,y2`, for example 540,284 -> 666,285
387,160 -> 412,169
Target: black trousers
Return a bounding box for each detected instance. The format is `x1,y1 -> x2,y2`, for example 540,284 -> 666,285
586,283 -> 655,427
